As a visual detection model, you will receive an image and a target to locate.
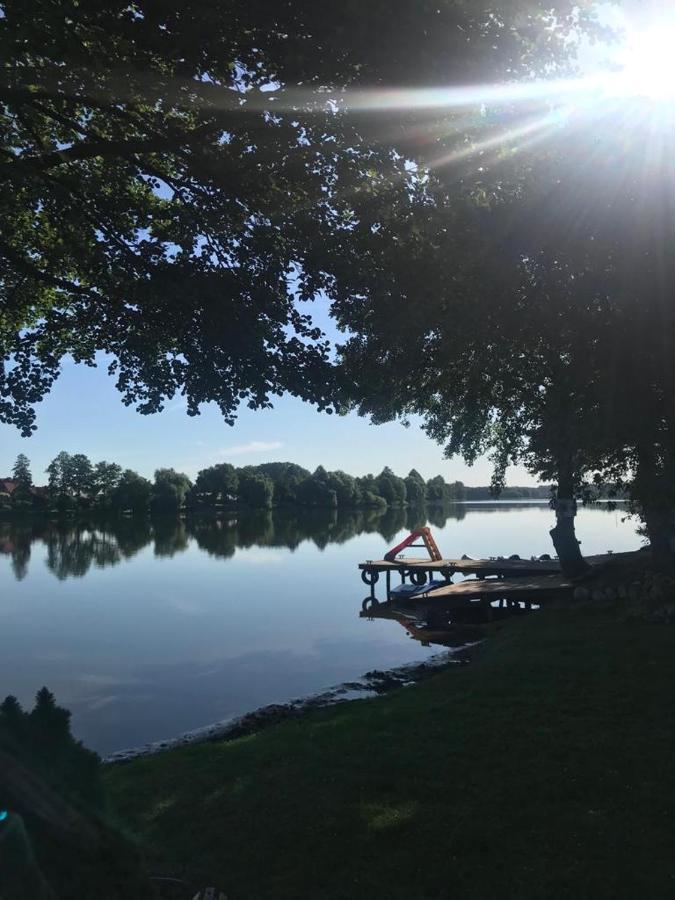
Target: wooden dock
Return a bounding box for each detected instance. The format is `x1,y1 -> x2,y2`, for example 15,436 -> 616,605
360,556 -> 560,577
405,574 -> 572,603
362,574 -> 571,614
359,554 -> 563,604
358,528 -> 644,621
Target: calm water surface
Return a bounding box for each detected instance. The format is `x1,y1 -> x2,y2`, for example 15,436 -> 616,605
0,503 -> 637,754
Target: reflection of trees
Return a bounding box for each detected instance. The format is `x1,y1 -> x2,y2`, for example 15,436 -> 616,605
0,501 -> 477,581
46,526 -> 123,580
153,517 -> 189,557
236,511 -> 275,548
0,522 -> 33,581
427,503 -> 466,528
0,518 -> 156,581
113,517 -> 153,558
190,517 -> 237,560
376,507 -> 407,542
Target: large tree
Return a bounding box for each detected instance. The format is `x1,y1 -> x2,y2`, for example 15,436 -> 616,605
334,85 -> 675,571
0,0 -> 593,436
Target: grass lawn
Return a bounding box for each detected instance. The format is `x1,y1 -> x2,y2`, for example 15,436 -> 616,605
106,608 -> 675,899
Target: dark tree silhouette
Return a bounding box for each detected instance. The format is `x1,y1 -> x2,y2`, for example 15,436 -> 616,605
11,453 -> 32,488
0,1 -> 595,435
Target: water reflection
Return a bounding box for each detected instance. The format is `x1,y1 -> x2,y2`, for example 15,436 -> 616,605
0,501 -> 636,754
0,505 -> 470,582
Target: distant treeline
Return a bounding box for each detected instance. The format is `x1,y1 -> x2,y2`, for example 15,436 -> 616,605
3,452 -> 620,516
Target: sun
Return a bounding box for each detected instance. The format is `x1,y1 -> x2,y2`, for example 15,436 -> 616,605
613,25 -> 675,100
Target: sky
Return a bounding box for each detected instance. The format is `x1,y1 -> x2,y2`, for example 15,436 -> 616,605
0,352 -> 537,487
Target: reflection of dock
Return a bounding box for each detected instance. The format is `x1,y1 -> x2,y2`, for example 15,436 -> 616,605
361,575 -> 571,629
360,600 -> 516,648
360,574 -> 571,650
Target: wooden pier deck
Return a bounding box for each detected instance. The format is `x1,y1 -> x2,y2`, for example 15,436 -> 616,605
358,531 -> 644,609
362,574 -> 572,614
406,574 -> 572,602
359,557 -> 561,578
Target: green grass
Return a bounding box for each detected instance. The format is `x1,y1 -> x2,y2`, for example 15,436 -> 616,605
106,610 -> 675,899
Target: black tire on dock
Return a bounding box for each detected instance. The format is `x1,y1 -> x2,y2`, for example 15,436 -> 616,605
361,569 -> 380,586
410,570 -> 428,586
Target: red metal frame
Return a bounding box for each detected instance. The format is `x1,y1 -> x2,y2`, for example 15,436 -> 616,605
383,527 -> 443,563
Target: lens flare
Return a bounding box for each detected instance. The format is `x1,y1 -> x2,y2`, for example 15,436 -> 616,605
614,25 -> 675,100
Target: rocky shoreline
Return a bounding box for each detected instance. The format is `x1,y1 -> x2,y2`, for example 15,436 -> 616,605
105,643 -> 479,764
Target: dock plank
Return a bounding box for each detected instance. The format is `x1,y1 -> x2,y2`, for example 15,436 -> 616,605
409,574 -> 572,602
359,557 -> 561,576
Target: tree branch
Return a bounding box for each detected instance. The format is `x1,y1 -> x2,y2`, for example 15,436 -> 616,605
0,240 -> 99,300
0,133 -> 193,181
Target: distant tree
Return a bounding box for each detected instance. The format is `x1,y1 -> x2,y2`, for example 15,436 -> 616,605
376,467 -> 407,507
92,461 -> 122,506
404,469 -> 427,507
426,475 -> 448,505
9,455 -> 34,511
111,470 -> 152,513
324,470 -> 360,507
69,454 -> 95,500
55,493 -> 76,515
254,463 -> 311,505
151,468 -> 192,513
195,463 -> 239,506
46,451 -> 72,497
357,474 -> 377,494
12,453 -> 32,488
31,687 -> 71,741
355,474 -> 388,509
296,474 -> 338,509
0,693 -> 23,725
446,481 -> 466,501
360,491 -> 387,511
237,471 -> 274,509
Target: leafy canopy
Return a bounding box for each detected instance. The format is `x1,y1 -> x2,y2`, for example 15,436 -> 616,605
1,0 -> 591,435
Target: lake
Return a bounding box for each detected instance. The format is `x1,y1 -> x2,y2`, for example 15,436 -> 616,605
0,502 -> 638,755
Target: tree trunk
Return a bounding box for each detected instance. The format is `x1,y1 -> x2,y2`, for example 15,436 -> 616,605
641,503 -> 675,569
550,469 -> 588,578
634,447 -> 675,569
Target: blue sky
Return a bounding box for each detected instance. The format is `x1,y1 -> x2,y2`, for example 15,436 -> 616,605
1,288 -> 538,486
0,356 -> 537,486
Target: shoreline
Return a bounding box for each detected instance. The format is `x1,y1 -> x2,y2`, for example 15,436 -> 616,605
106,607 -> 675,898
104,642 -> 480,764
